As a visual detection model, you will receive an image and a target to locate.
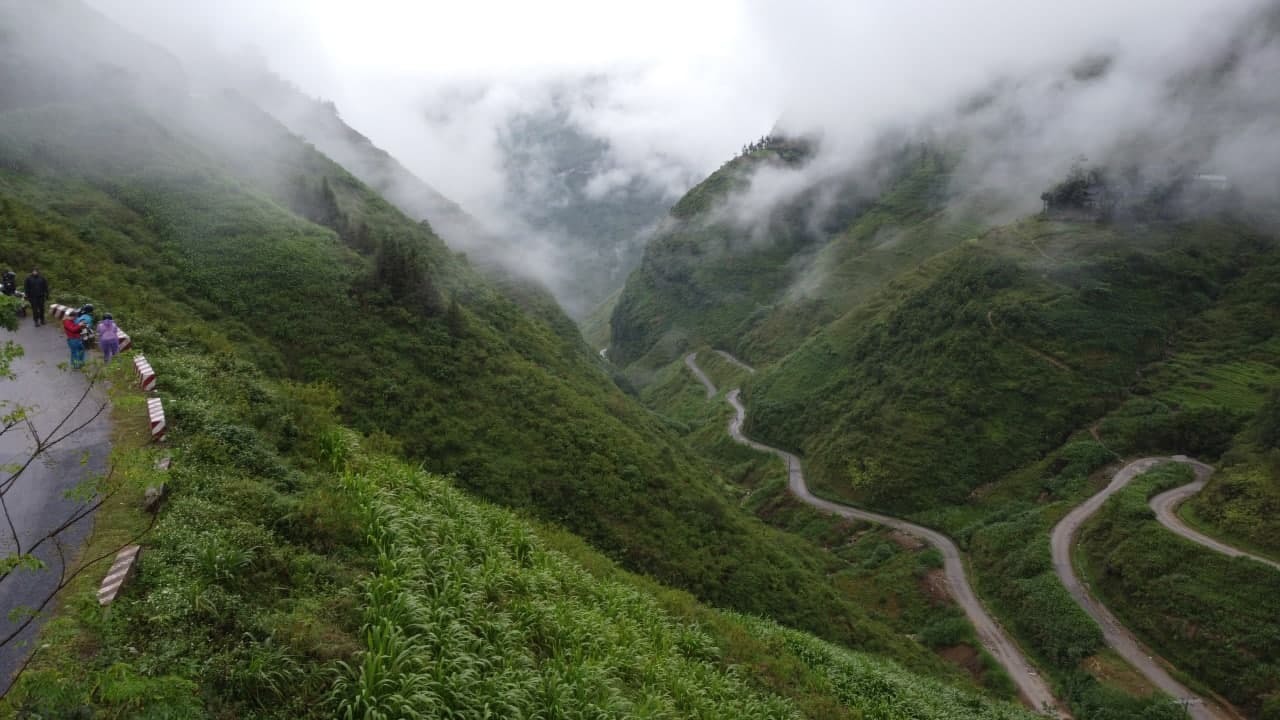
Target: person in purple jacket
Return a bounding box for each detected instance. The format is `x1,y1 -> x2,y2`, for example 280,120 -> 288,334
97,313 -> 120,363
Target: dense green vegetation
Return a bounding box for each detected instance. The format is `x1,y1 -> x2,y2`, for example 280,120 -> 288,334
1177,297 -> 1280,555
0,88 -> 955,682
1189,450 -> 1280,557
636,348 -> 1204,717
336,458 -> 799,720
636,352 -> 1014,694
609,148 -> 969,373
608,139 -> 879,373
335,457 -> 1035,720
8,3 -> 1280,718
732,616 -> 1032,720
1079,463 -> 1280,717
612,116 -> 1280,719
746,221 -> 1274,514
0,4 -> 1048,715
1,341 -> 1034,719
5,349 -> 365,719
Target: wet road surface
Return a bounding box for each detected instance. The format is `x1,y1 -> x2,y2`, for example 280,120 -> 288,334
0,318 -> 110,694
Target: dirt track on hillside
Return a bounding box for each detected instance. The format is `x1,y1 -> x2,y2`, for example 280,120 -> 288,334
685,351 -> 1067,718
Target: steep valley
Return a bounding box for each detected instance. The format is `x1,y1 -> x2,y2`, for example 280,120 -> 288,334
2,1 -> 1280,719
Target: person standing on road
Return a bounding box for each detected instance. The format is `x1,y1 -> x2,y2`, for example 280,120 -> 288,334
23,268 -> 48,326
97,313 -> 120,363
62,313 -> 87,369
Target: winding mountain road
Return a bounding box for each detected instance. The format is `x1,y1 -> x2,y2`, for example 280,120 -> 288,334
684,352 -> 1066,718
1050,457 -> 1234,720
1148,468 -> 1280,572
684,352 -> 716,398
713,350 -> 756,374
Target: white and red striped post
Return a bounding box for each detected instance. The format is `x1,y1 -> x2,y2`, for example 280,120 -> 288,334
117,330 -> 133,352
133,354 -> 156,391
97,544 -> 141,606
146,397 -> 166,442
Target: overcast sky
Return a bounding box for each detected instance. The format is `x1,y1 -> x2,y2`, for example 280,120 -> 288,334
85,1 -> 1271,217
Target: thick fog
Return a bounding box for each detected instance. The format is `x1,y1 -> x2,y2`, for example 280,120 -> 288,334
83,0 -> 1280,307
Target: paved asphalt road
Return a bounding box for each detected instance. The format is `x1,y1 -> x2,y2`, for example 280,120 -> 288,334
685,352 -> 1067,718
0,318 -> 111,695
1148,464 -> 1280,572
1050,457 -> 1234,720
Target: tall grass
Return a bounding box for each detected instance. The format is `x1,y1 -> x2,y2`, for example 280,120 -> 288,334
333,462 -> 800,719
332,458 -> 1038,720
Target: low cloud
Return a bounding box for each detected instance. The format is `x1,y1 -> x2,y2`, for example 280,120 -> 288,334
82,0 -> 1279,311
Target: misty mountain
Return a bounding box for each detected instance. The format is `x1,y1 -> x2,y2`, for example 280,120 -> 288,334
612,0 -> 1280,371
191,59 -> 677,319
0,3 -> 1041,717
496,88 -> 680,316
605,4 -> 1280,716
6,0 -> 1280,717
215,60 -> 501,255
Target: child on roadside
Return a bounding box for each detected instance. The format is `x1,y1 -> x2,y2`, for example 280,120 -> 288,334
98,313 -> 120,363
63,314 -> 87,369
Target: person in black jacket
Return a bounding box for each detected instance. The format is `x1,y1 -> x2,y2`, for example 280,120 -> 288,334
24,268 -> 48,326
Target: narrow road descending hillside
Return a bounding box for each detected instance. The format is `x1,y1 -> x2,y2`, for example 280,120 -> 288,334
714,350 -> 756,374
1149,468 -> 1280,572
684,352 -> 1066,718
684,352 -> 717,398
0,321 -> 111,694
1050,457 -> 1234,720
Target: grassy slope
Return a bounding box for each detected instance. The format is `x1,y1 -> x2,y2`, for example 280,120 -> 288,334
1165,256 -> 1280,554
747,220 -> 1273,513
609,148 -> 966,374
608,141 -> 877,373
611,136 -> 1280,717
1,341 -> 1033,720
0,94 -> 978,680
744,218 -> 1280,717
638,351 -> 1015,696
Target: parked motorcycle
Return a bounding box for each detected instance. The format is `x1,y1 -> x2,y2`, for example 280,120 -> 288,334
1,271 -> 21,317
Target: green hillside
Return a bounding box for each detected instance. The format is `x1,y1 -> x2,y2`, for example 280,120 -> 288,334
0,328 -> 1034,719
612,137 -> 1279,515
7,2 -> 1280,718
0,2 -> 1052,715
746,220 -> 1275,513
608,110 -> 1280,718
0,91 -> 943,672
608,146 -> 965,373
637,350 -> 1019,696
608,138 -> 872,372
